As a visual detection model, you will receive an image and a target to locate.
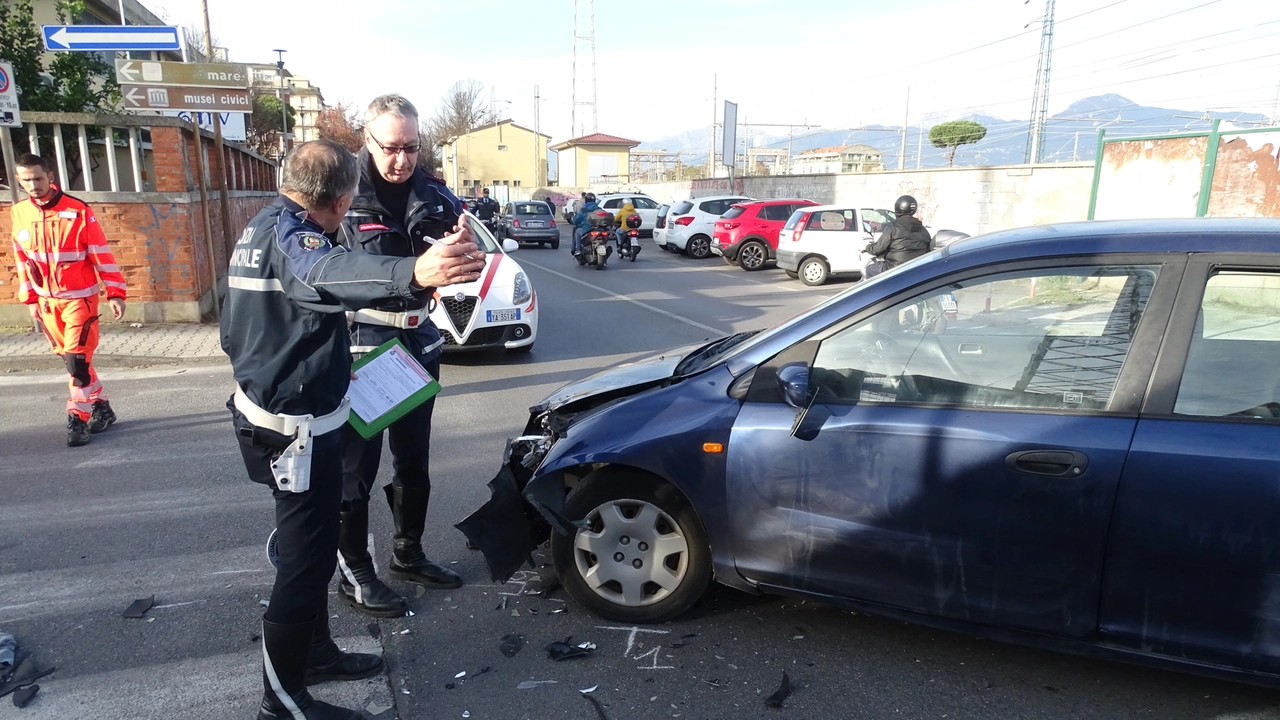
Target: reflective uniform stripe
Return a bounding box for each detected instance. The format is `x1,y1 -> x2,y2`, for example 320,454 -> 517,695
261,629 -> 306,720
228,276 -> 285,292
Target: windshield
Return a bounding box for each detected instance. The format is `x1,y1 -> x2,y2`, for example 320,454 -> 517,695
513,203 -> 550,215
460,212 -> 503,253
672,201 -> 694,215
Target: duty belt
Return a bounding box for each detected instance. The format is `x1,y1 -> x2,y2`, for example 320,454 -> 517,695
233,387 -> 350,493
349,307 -> 431,329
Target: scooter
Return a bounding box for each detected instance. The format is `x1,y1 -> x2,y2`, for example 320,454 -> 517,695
577,210 -> 614,270
615,213 -> 642,262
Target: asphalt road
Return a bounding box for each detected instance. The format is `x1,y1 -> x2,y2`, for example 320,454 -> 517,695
2,233 -> 1278,720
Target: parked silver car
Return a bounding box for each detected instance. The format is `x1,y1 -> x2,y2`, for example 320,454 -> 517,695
499,201 -> 560,249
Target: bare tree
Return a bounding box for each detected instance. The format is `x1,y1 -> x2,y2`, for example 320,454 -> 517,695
427,80 -> 493,142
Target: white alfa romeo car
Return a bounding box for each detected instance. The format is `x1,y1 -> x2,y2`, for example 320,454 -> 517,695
431,212 -> 538,353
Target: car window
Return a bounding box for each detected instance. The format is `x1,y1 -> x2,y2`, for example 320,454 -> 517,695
861,208 -> 894,234
672,201 -> 694,215
722,206 -> 747,220
1174,271 -> 1280,420
807,210 -> 857,231
513,202 -> 550,215
632,197 -> 659,210
809,265 -> 1161,411
760,205 -> 793,222
782,210 -> 807,231
699,199 -> 732,216
658,204 -> 671,219
601,198 -> 622,209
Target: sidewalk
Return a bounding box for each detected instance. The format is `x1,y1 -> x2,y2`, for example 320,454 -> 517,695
0,322 -> 225,371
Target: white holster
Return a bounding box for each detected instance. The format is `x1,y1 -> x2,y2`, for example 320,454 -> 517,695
349,307 -> 431,329
233,387 -> 351,493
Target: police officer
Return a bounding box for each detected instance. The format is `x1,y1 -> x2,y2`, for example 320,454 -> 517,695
336,95 -> 465,618
223,139 -> 484,719
865,195 -> 933,272
474,186 -> 499,230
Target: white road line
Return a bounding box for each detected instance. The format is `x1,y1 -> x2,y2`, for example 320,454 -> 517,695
518,258 -> 727,336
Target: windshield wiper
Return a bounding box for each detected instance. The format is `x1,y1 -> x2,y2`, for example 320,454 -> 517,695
675,331 -> 759,376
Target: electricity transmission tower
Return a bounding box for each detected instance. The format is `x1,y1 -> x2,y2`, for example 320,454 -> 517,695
571,0 -> 598,138
1025,0 -> 1056,164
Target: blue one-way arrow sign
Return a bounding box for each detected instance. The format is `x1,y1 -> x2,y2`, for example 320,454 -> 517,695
43,25 -> 181,52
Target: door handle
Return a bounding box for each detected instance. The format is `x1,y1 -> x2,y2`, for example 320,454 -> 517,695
1005,450 -> 1089,477
958,343 -> 984,355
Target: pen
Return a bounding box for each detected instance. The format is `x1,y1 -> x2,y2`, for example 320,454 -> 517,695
423,235 -> 478,261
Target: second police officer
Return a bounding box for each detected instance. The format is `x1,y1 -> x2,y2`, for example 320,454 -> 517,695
336,95 -> 466,617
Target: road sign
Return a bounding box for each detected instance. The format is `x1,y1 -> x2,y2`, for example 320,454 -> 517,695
0,61 -> 20,127
43,25 -> 180,52
162,111 -> 247,141
116,60 -> 249,89
123,85 -> 251,112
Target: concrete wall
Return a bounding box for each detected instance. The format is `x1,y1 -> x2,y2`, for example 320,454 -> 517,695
581,163 -> 1096,236
2,125 -> 277,324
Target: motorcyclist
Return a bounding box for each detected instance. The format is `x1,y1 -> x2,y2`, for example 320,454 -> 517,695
571,192 -> 599,257
474,187 -> 499,231
865,195 -> 932,272
613,200 -> 635,254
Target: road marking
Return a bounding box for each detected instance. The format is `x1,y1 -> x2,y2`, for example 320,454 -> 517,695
518,258 -> 727,336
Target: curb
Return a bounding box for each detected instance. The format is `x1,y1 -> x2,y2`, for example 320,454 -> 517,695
0,354 -> 229,373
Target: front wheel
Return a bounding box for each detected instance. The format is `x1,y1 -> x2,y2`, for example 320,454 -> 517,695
552,469 -> 712,623
799,257 -> 829,286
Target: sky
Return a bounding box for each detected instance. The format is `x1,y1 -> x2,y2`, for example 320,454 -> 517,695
144,0 -> 1280,148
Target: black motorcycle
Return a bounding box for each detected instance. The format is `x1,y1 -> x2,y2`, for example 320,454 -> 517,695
615,213 -> 642,262
577,210 -> 615,270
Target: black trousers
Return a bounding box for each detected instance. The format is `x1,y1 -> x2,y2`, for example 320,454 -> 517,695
341,353 -> 441,506
233,411 -> 342,625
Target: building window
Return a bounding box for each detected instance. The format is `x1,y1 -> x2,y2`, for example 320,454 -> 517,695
462,179 -> 471,187
513,180 -> 521,187
502,180 -> 510,186
497,145 -> 508,151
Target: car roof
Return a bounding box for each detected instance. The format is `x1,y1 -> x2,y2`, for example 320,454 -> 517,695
736,198 -> 815,206
596,192 -> 652,198
947,218 -> 1280,258
801,204 -> 886,212
689,195 -> 753,202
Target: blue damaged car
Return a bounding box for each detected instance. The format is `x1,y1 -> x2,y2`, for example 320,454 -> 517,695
460,218 -> 1280,687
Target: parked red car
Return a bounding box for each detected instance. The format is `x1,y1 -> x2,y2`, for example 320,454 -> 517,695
711,199 -> 819,271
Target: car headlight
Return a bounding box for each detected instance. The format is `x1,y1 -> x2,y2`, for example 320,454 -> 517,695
512,271 -> 532,305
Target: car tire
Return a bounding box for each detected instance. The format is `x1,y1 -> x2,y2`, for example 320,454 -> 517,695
721,255 -> 737,266
799,257 -> 829,286
551,239 -> 560,250
737,241 -> 768,271
552,468 -> 712,624
687,235 -> 712,259
784,270 -> 799,280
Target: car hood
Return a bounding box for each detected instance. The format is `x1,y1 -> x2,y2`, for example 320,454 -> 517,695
534,343 -> 701,412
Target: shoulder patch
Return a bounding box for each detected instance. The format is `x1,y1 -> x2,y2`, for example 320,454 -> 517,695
358,223 -> 391,232
297,233 -> 329,251
16,228 -> 31,244
58,210 -> 78,220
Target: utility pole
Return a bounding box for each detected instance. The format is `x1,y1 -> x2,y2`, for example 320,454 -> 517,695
533,85 -> 541,186
708,74 -> 717,178
899,87 -> 910,170
202,0 -> 232,318
273,49 -> 289,161
1025,0 -> 1057,164
571,0 -> 598,137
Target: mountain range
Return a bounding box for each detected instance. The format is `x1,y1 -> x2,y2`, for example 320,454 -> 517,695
637,94 -> 1273,169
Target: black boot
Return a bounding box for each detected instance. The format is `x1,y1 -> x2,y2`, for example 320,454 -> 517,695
87,399 -> 117,433
385,484 -> 463,589
336,501 -> 408,617
305,595 -> 383,685
257,617 -> 361,720
67,414 -> 90,447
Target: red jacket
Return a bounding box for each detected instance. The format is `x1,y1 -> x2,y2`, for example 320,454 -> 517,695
10,186 -> 127,304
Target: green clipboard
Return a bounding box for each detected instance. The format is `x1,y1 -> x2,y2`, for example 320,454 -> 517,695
347,338 -> 441,439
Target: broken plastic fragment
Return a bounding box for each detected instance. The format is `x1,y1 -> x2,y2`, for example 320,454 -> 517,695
576,641 -> 596,650
401,689 -> 411,695
122,595 -> 154,618
259,600 -> 270,608
463,712 -> 470,718
511,609 -> 520,617
367,623 -> 381,640
415,585 -> 426,598
499,634 -> 525,658
406,610 -> 415,617
764,671 -> 791,708
477,666 -> 492,676
517,680 -> 557,689
550,608 -> 567,614
399,629 -> 411,635
445,682 -> 455,690
580,685 -> 598,694
366,701 -> 392,715
455,671 -> 466,678
12,684 -> 38,708
546,641 -> 592,661
583,692 -> 610,720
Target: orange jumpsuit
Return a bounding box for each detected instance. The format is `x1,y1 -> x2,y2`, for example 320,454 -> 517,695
10,187 -> 127,420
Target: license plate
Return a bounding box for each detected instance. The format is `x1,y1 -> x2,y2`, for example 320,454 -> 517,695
526,221 -> 545,228
596,246 -> 608,256
486,308 -> 520,323
938,294 -> 958,311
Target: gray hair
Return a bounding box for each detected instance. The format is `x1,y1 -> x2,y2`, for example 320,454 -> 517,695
364,94 -> 418,126
280,139 -> 359,209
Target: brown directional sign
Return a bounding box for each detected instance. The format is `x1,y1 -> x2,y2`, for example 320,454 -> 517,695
122,84 -> 252,112
115,60 -> 250,89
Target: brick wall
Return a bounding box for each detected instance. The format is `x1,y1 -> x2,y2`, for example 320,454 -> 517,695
1,125 -> 277,324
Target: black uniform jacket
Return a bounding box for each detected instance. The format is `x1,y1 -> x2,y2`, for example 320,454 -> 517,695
221,195 -> 424,417
340,150 -> 465,360
867,215 -> 933,269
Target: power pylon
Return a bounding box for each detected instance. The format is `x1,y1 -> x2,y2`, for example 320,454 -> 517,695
571,0 -> 598,138
1025,0 -> 1056,164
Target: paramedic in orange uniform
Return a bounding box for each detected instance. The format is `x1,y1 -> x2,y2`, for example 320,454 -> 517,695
10,153 -> 127,447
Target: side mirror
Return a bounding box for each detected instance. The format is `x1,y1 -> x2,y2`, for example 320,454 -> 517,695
502,238 -> 519,253
776,363 -> 811,409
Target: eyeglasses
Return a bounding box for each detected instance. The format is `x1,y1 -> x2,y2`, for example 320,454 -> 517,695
368,132 -> 420,157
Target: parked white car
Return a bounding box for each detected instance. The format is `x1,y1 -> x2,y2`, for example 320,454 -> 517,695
775,205 -> 895,286
595,193 -> 661,235
431,213 -> 538,353
662,195 -> 752,258
652,203 -> 672,248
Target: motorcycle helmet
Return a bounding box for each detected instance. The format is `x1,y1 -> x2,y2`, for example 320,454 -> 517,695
625,214 -> 642,229
582,192 -> 596,203
894,195 -> 918,216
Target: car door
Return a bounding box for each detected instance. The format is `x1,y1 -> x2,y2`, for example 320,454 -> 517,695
725,256 -> 1181,637
1098,255 -> 1280,674
631,197 -> 660,230
801,209 -> 861,272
